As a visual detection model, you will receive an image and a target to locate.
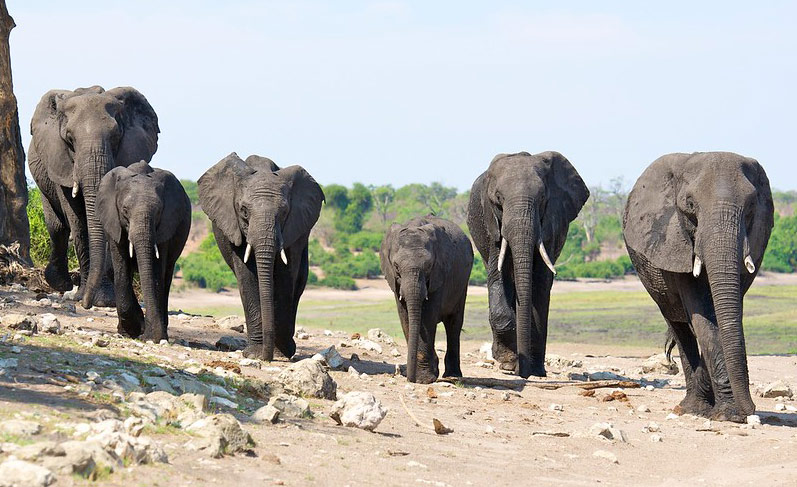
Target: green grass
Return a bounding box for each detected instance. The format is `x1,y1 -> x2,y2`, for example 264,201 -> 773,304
181,284 -> 797,355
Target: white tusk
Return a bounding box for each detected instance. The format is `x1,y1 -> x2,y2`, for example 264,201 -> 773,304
154,245 -> 159,259
693,255 -> 702,278
129,242 -> 134,259
280,248 -> 288,265
71,182 -> 79,198
497,238 -> 508,272
538,240 -> 557,275
243,243 -> 252,263
744,255 -> 755,274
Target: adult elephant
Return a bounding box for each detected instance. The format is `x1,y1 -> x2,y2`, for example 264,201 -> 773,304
380,216 -> 473,384
623,152 -> 773,422
199,153 -> 324,361
98,162 -> 191,341
28,86 -> 159,308
467,151 -> 589,378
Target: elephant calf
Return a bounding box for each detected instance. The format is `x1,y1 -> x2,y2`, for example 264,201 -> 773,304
380,216 -> 474,384
98,162 -> 191,341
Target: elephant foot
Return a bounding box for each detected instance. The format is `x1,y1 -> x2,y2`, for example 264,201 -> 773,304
515,359 -> 546,379
408,368 -> 439,384
242,344 -> 263,360
117,317 -> 143,339
442,366 -> 462,379
140,327 -> 167,343
92,283 -> 116,308
709,402 -> 749,423
44,263 -> 73,292
276,337 -> 297,361
674,394 -> 714,418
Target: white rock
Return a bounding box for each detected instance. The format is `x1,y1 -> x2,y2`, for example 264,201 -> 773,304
786,405 -> 797,412
478,342 -> 493,360
545,354 -> 583,369
407,460 -> 428,469
63,286 -> 79,301
641,353 -> 679,375
313,345 -> 345,370
185,414 -> 253,458
650,433 -> 663,442
746,415 -> 761,426
775,403 -> 786,411
209,396 -> 238,409
475,361 -> 493,368
0,420 -> 42,436
666,413 -> 679,420
548,404 -> 564,412
239,358 -> 261,369
0,358 -> 19,369
86,370 -> 101,382
39,313 -> 61,334
296,332 -> 310,340
593,449 -> 618,464
642,422 -> 660,433
0,458 -> 55,487
251,405 -> 280,424
329,391 -> 388,432
355,339 -> 382,354
267,394 -> 312,419
589,422 -> 627,443
390,348 -> 401,357
276,359 -> 337,399
760,381 -> 793,399
366,328 -> 396,346
485,425 -> 495,434
636,404 -> 651,413
323,330 -> 333,336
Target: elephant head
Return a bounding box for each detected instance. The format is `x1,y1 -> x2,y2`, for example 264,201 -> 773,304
380,219 -> 447,383
30,86 -> 159,307
97,161 -> 190,337
198,153 -> 324,361
624,152 -> 774,417
477,151 -> 589,378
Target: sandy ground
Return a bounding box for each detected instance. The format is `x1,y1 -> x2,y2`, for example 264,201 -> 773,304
1,283 -> 796,486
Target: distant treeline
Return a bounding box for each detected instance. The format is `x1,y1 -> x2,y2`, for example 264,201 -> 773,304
26,182 -> 797,291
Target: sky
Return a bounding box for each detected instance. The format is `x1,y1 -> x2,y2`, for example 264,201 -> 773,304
7,1 -> 797,191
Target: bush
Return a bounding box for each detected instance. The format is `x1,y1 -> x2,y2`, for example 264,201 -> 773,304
320,274 -> 357,290
470,252 -> 487,285
557,256 -> 632,280
177,233 -> 237,291
27,187 -> 78,269
762,214 -> 797,272
348,231 -> 383,252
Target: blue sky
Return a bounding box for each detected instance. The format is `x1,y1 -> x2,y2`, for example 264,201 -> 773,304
8,1 -> 797,190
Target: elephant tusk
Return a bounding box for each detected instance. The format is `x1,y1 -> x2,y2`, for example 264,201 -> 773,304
538,240 -> 557,275
154,245 -> 159,260
280,248 -> 288,265
243,243 -> 252,264
71,182 -> 79,198
744,255 -> 755,274
693,255 -> 702,278
129,242 -> 134,259
497,238 -> 508,272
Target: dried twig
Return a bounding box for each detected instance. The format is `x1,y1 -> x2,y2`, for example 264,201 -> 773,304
398,393 -> 453,435
436,376 -> 526,391
532,380 -> 640,390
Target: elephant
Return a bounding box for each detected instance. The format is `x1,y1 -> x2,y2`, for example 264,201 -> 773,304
28,86 -> 159,308
97,162 -> 191,341
198,153 -> 324,361
623,152 -> 774,422
467,151 -> 589,378
380,216 -> 474,384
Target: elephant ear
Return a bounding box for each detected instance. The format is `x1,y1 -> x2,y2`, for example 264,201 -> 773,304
198,153 -> 253,247
478,170 -> 501,244
154,168 -> 192,243
466,171 -> 491,261
97,166 -> 134,244
426,221 -> 447,294
745,158 -> 775,264
380,223 -> 402,295
278,165 -> 325,248
106,87 -> 159,166
623,153 -> 693,273
540,151 -> 590,258
245,155 -> 280,173
31,90 -> 74,188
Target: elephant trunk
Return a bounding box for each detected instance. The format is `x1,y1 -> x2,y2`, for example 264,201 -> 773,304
704,203 -> 755,417
506,202 -> 541,379
254,225 -> 278,361
132,218 -> 164,339
403,270 -> 425,383
79,145 -> 112,308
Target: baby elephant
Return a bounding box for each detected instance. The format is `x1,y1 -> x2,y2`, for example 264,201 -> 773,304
98,162 -> 191,341
381,216 -> 474,383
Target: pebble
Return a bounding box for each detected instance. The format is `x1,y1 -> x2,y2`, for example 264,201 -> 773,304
593,450 -> 618,464
746,415 -> 761,426
650,434 -> 663,442
636,404 -> 650,413
548,404 -> 564,411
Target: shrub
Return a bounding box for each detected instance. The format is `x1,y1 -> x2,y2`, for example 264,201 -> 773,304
348,231 -> 383,252
762,214 -> 797,272
469,252 -> 487,285
320,274 -> 356,290
177,233 -> 237,291
27,187 -> 78,269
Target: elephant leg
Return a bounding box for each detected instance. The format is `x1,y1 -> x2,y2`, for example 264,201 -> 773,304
486,250 -> 517,371
529,262 -> 554,377
56,187 -> 91,300
273,255 -> 297,359
40,189 -> 73,292
442,298 -> 464,379
668,319 -> 714,417
110,240 -> 143,338
417,305 -> 441,383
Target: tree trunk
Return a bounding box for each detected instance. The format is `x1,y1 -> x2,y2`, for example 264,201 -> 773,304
0,1 -> 29,262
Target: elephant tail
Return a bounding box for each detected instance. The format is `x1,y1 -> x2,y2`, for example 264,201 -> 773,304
664,328 -> 677,363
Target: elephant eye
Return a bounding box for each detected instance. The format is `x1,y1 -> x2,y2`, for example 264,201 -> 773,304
240,206 -> 249,219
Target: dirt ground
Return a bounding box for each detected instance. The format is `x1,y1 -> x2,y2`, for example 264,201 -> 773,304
1,282 -> 796,487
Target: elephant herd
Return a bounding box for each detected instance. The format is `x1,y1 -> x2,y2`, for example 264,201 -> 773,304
28,86 -> 775,423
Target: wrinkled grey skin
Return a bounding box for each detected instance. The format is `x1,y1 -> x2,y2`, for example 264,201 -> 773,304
199,153 -> 324,361
97,162 -> 190,342
380,216 -> 473,384
28,86 -> 159,308
623,152 -> 773,422
467,152 -> 589,378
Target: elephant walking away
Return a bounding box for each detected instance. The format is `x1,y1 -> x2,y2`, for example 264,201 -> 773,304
467,152 -> 589,378
623,152 -> 774,422
28,86 -> 159,308
199,153 -> 324,361
97,162 -> 190,341
380,216 -> 474,384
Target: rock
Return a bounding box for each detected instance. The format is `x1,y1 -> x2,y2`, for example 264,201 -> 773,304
251,405 -> 281,424
775,403 -> 786,411
636,404 -> 651,413
267,394 -> 313,419
42,440 -> 104,477
86,370 -> 101,382
2,314 -> 37,333
746,415 -> 761,426
407,460 -> 428,469
642,422 -> 660,433
115,372 -> 142,391
185,414 -> 254,458
367,328 -> 396,346
760,381 -> 793,399
216,315 -> 245,333
209,396 -> 238,409
141,375 -> 177,395
180,393 -> 208,412
355,339 -> 382,354
276,358 -> 337,400
215,336 -> 248,352
14,442 -> 65,462
0,458 -> 55,487
650,433 -> 663,442
545,354 -> 583,369
548,404 -> 564,412
0,358 -> 18,370
239,358 -> 261,369
586,371 -> 629,381
63,286 -> 79,301
91,336 -> 109,347
478,342 -> 493,360
0,420 -> 42,436
641,353 -> 679,375
312,345 -> 345,370
329,391 -> 388,432
39,314 -> 61,334
593,450 -> 618,464
666,413 -> 679,420
390,348 -> 401,357
589,422 -> 627,443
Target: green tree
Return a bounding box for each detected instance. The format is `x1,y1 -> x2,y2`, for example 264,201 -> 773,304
28,187 -> 78,268
762,213 -> 797,272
